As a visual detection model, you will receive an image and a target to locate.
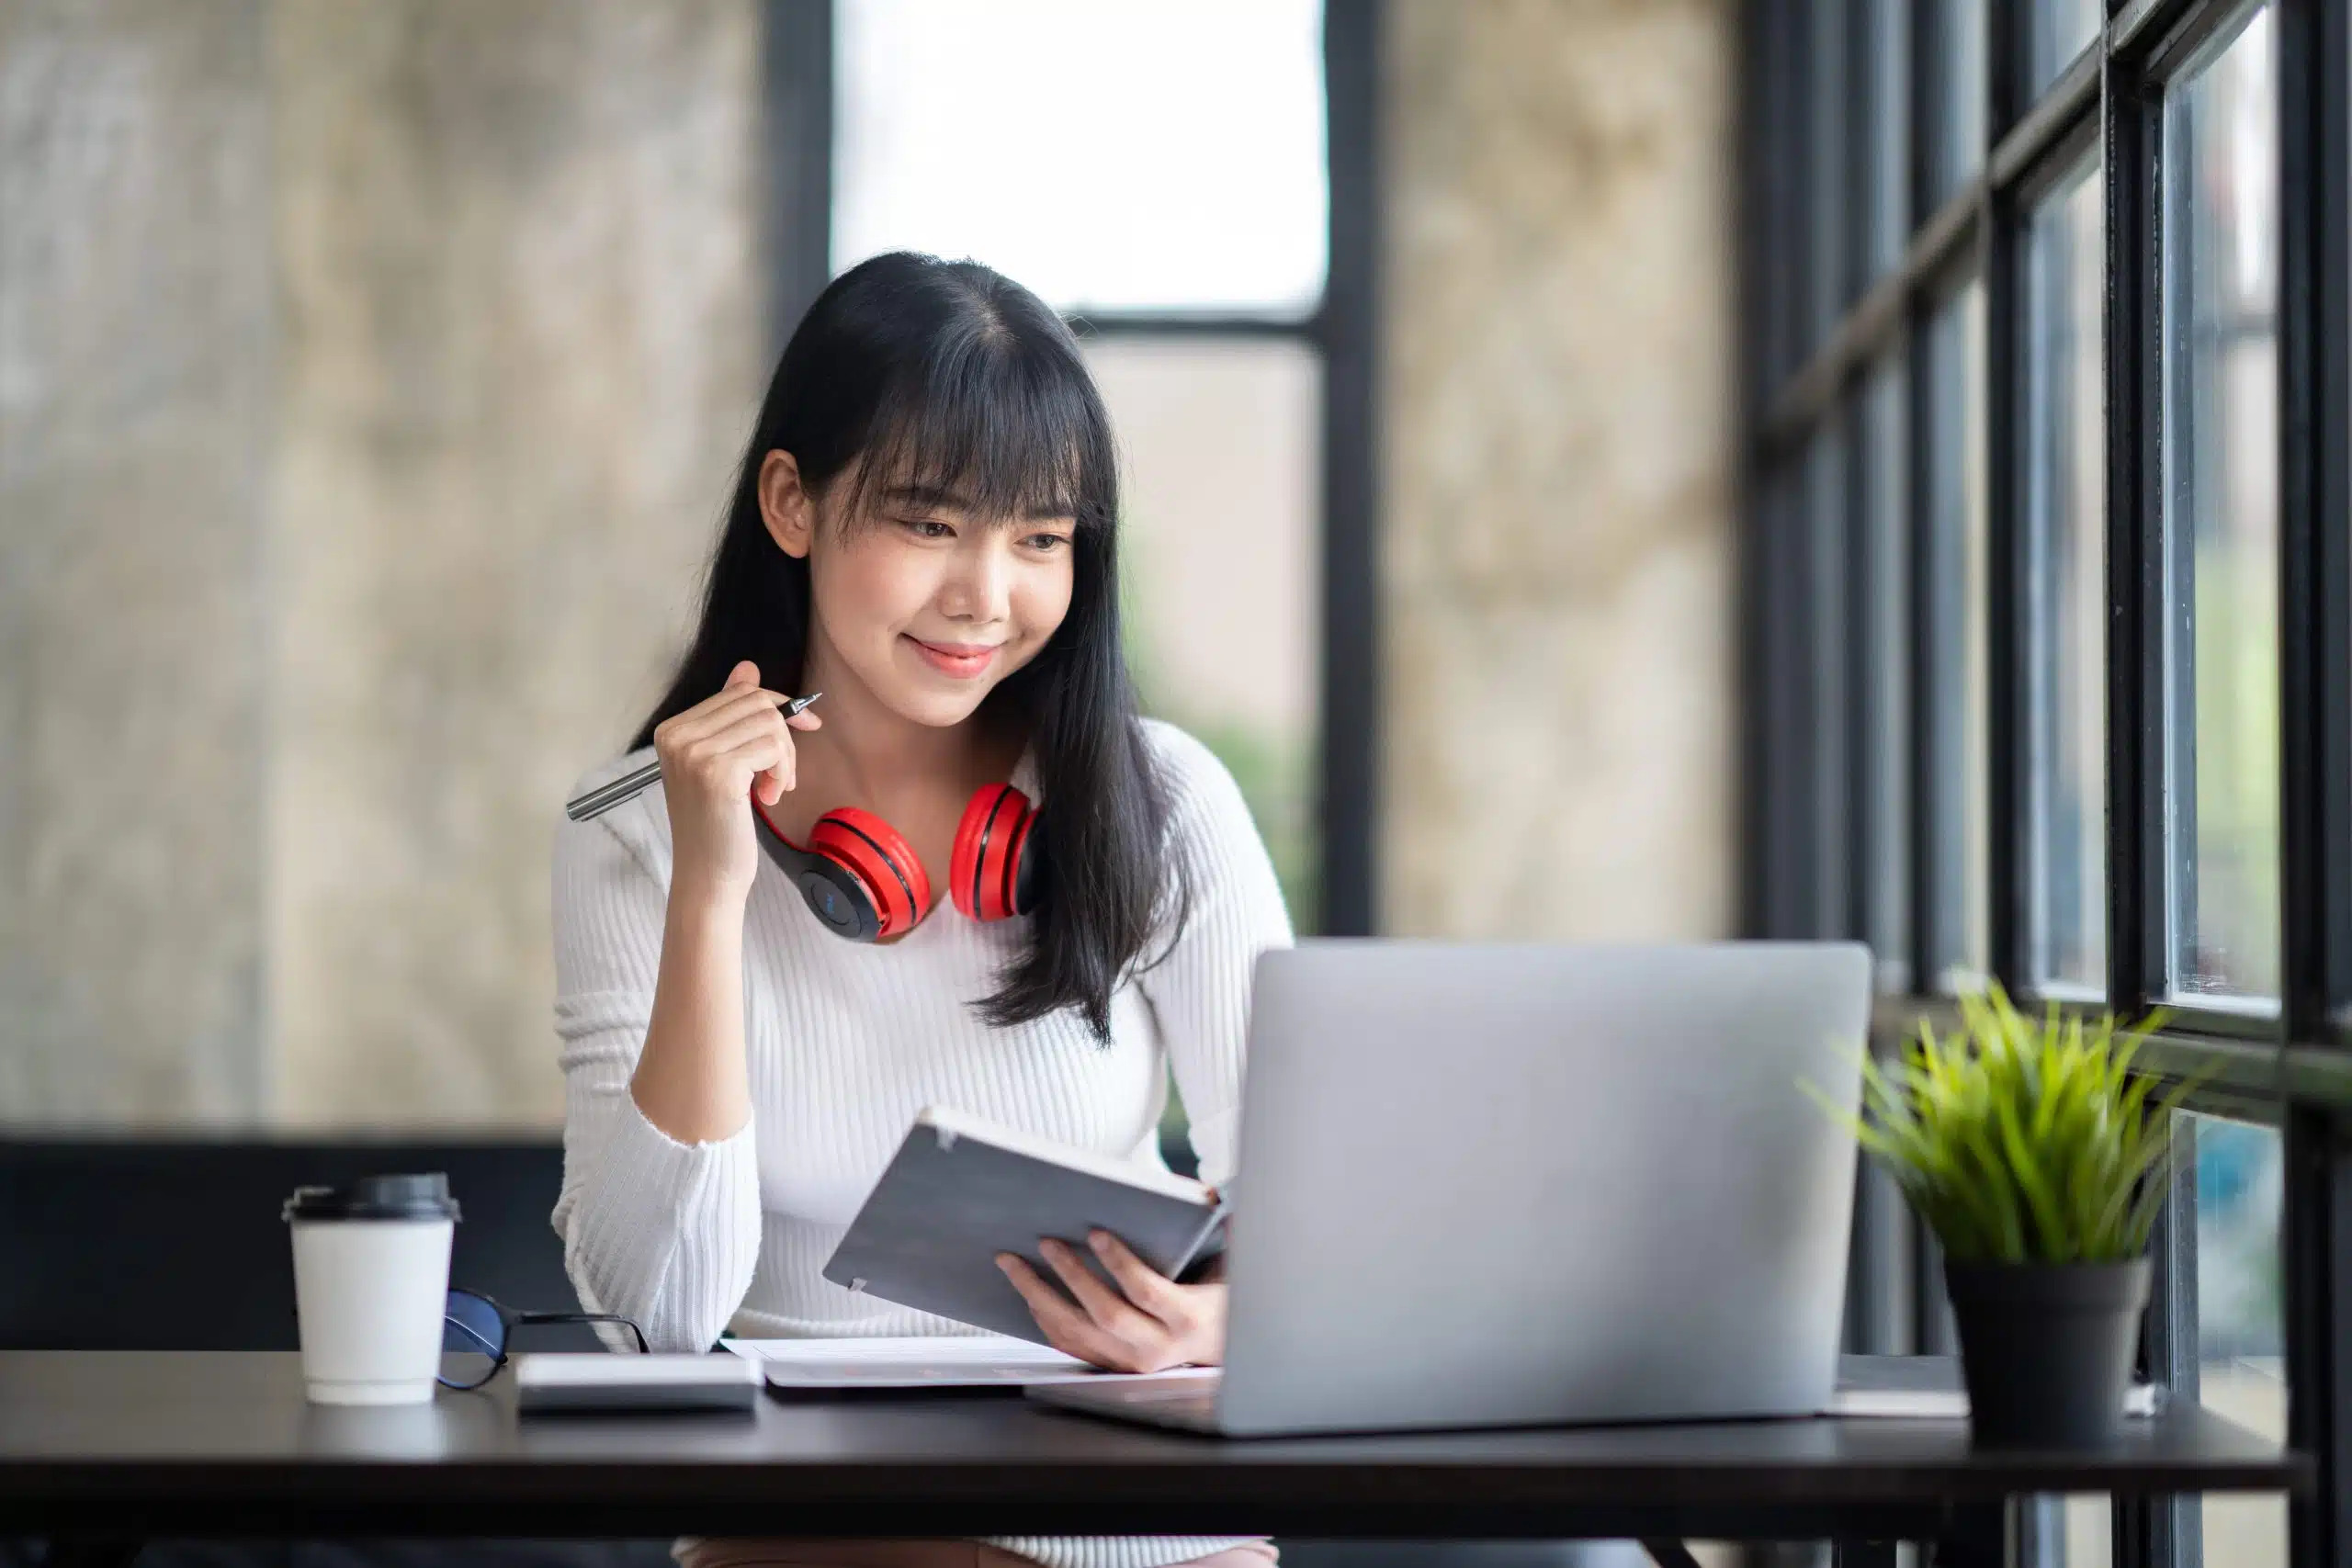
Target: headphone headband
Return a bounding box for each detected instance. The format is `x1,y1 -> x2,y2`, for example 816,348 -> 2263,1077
750,783 -> 1042,942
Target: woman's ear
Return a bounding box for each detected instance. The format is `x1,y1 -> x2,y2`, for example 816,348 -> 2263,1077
758,450 -> 816,559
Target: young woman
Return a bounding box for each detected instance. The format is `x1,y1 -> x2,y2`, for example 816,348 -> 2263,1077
548,252 -> 1292,1568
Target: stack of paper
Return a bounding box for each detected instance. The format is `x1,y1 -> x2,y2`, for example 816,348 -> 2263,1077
726,1336 -> 1220,1389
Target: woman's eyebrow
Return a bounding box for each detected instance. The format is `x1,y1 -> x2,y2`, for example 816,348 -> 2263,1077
881,483 -> 968,511
879,483 -> 1074,525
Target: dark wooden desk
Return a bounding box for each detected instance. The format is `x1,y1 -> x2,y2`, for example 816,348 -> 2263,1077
0,1354 -> 2308,1566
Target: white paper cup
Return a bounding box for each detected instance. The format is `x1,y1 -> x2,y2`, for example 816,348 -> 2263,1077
284,1174 -> 461,1405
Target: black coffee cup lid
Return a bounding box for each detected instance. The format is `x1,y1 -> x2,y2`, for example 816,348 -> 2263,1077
282,1172 -> 461,1223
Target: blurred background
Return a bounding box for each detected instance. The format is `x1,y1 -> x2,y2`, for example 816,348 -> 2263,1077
0,0 -> 1736,1136
0,3 -> 2323,1567
2,9 -> 1733,1562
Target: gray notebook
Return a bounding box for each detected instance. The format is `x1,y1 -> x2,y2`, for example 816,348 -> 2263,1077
823,1106 -> 1228,1344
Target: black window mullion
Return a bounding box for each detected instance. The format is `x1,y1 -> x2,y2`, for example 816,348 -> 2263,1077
1738,0 -> 1780,938
762,0 -> 835,357
2276,0 -> 2349,1045
2116,1111 -> 2207,1568
2104,24 -> 2181,1562
2106,28 -> 2163,1023
1986,181 -> 2028,990
1907,309 -> 1941,1004
1811,431 -> 1854,940
1907,299 -> 1961,1354
1769,469 -> 1823,938
2314,0 -> 2352,1045
1986,0 -> 2020,135
1845,398 -> 1875,950
2284,1102 -> 2352,1568
2278,5 -> 2352,1568
1862,359 -> 1917,988
1317,0 -> 1379,938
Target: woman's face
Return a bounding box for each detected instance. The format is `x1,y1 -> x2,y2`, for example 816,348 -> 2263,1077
762,452 -> 1078,728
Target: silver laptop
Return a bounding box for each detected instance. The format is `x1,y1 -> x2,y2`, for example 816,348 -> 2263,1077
1030,941 -> 1872,1437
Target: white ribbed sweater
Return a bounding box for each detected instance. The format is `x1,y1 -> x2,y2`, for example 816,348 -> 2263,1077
548,718 -> 1293,1568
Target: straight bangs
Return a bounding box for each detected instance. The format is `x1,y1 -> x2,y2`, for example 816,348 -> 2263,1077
830,319 -> 1114,534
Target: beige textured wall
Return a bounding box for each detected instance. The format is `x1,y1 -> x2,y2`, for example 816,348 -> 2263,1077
266,2 -> 763,1127
0,0 -> 274,1124
1,0 -> 767,1130
1380,0 -> 1737,942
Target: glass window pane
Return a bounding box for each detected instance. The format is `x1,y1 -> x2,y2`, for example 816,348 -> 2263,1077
1922,0 -> 1986,213
1811,0 -> 1849,339
835,0 -> 1328,316
2024,161 -> 2107,991
1759,0 -> 1815,389
1854,0 -> 1910,287
2162,6 -> 2282,1002
1924,280 -> 1989,987
1082,337 -> 1321,924
2190,1112 -> 2287,1568
1858,355 -> 1911,990
2026,0 -> 2102,101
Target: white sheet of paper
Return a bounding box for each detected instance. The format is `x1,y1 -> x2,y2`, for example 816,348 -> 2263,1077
725,1336 -> 1221,1388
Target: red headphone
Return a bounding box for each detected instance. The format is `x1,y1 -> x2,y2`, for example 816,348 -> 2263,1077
749,783 -> 1043,942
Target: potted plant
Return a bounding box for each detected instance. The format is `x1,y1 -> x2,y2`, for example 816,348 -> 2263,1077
1822,985 -> 2195,1446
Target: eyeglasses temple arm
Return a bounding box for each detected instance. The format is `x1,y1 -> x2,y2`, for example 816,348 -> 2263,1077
513,1310 -> 650,1354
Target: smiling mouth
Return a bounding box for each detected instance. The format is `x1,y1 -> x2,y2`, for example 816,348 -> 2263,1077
906,636 -> 1001,679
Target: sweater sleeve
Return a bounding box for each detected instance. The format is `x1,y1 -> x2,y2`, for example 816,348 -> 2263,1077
1132,722 -> 1296,1193
547,774 -> 762,1353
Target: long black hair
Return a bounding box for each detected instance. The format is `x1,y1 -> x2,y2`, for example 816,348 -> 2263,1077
632,252 -> 1182,1039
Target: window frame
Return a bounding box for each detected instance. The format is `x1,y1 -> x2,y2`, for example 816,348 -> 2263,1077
773,0 -> 1381,938
2015,134 -> 2108,997
1740,0 -> 2352,1563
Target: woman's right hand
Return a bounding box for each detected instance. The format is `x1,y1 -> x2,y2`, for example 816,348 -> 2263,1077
652,660 -> 823,901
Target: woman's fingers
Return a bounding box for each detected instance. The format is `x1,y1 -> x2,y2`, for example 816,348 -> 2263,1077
693,705 -> 796,756
1085,1230 -> 1193,1330
997,1256 -> 1136,1370
649,671 -> 819,816
671,718 -> 797,806
652,660 -> 813,747
1036,1238 -> 1159,1341
663,685 -> 805,746
691,712 -> 797,775
667,660 -> 767,741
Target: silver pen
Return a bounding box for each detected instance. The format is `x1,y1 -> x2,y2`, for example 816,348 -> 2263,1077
564,692 -> 823,822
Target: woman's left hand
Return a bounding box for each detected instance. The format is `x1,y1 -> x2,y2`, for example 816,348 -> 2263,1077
997,1230 -> 1225,1372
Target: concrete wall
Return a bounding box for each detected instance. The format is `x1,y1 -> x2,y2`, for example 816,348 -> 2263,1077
1379,0 -> 1738,942
0,0 -> 768,1130
0,0 -> 275,1124
265,1 -> 763,1127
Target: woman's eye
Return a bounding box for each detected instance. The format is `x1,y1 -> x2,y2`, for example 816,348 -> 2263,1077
1024,533 -> 1071,553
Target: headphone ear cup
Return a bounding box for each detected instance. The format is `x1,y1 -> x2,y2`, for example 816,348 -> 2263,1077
750,788 -> 886,941
951,784 -> 1040,921
809,807 -> 932,938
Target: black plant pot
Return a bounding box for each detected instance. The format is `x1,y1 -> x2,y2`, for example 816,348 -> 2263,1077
1943,1256 -> 2151,1447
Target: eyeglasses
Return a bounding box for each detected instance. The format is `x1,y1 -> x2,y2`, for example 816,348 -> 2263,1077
439,1287 -> 650,1390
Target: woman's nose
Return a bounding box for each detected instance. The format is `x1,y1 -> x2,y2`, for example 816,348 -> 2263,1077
939,541 -> 1013,622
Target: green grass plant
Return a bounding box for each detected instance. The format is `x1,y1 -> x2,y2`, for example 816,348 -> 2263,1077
1812,986 -> 2197,1265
